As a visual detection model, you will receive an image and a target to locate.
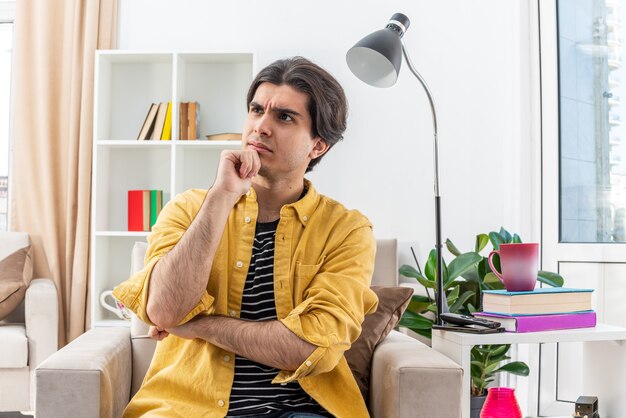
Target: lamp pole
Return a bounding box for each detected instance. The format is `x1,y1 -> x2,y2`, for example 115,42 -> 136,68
346,13 -> 449,325
400,42 -> 448,324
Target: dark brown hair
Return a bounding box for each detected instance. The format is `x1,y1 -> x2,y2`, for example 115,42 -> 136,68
247,57 -> 348,172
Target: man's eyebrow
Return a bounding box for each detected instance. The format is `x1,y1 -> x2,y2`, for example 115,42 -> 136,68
272,107 -> 303,119
249,101 -> 303,119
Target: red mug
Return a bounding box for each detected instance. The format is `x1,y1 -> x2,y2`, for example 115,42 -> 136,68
487,243 -> 539,292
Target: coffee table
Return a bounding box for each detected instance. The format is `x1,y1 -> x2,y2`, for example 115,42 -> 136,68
431,323 -> 626,418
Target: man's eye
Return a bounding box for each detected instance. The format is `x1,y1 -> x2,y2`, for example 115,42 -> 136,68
250,107 -> 262,114
280,113 -> 293,121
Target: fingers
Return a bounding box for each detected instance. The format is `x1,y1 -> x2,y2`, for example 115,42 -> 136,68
148,326 -> 170,341
238,150 -> 261,179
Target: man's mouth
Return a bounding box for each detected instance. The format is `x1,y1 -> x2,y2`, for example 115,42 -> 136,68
248,140 -> 272,153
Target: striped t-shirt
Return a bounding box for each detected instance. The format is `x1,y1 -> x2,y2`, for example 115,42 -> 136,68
226,219 -> 327,417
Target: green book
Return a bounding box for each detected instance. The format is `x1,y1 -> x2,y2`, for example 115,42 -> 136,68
150,190 -> 163,230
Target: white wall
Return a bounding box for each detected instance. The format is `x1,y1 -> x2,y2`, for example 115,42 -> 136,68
118,0 -> 537,263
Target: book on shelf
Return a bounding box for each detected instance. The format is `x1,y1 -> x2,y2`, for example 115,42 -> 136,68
473,311 -> 597,333
151,102 -> 169,140
137,103 -> 158,140
179,102 -> 189,140
205,132 -> 242,141
128,189 -> 164,231
160,102 -> 172,140
128,190 -> 150,231
150,190 -> 163,229
188,101 -> 199,140
482,287 -> 594,315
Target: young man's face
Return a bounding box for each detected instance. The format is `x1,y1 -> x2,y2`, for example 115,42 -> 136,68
242,82 -> 328,180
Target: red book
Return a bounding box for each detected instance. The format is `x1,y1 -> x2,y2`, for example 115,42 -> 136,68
128,190 -> 150,231
473,311 -> 597,333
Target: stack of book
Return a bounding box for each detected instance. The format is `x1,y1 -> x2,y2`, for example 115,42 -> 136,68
474,287 -> 596,333
137,102 -> 172,141
128,190 -> 163,231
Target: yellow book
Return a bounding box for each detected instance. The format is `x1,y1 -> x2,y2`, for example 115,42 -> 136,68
161,102 -> 172,140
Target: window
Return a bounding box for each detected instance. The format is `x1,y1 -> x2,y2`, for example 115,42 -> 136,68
558,0 -> 626,242
0,1 -> 14,231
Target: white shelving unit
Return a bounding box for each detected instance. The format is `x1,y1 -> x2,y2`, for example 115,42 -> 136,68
91,51 -> 254,327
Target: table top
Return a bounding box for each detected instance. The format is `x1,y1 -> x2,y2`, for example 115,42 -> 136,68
431,323 -> 626,346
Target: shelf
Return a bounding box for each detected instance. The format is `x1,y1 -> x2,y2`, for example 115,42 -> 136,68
175,140 -> 241,148
95,231 -> 150,237
97,140 -> 172,148
91,51 -> 254,327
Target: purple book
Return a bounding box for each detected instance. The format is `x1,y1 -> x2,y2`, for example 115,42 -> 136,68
473,311 -> 597,333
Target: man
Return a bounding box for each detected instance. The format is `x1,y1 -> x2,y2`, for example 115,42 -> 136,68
113,56 -> 378,418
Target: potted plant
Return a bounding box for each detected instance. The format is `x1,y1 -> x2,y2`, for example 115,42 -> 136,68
399,227 -> 563,416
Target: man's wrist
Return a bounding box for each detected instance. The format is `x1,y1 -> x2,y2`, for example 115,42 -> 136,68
207,185 -> 245,206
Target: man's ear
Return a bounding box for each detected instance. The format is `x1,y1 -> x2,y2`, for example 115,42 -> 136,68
309,137 -> 329,159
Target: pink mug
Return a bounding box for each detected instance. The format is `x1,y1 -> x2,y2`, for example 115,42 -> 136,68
487,243 -> 539,291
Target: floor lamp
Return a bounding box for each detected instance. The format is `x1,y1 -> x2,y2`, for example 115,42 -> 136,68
346,12 -> 449,325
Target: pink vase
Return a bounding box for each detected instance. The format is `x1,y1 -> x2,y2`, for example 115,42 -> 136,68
480,387 -> 522,418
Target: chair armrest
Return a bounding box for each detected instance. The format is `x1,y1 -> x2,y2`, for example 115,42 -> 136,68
369,330 -> 463,418
36,327 -> 132,418
25,278 -> 59,367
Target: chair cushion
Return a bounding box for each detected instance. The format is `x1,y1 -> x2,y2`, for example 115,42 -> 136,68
345,285 -> 413,402
0,246 -> 33,321
0,324 -> 28,367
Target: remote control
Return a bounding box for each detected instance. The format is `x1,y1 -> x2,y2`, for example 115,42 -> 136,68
440,313 -> 501,329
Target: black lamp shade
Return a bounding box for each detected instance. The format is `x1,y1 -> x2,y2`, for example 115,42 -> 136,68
346,13 -> 410,88
346,28 -> 402,88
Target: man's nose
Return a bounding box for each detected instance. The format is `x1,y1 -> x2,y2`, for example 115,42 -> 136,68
254,113 -> 272,136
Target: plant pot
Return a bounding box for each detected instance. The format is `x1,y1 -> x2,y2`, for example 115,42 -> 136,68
470,394 -> 487,418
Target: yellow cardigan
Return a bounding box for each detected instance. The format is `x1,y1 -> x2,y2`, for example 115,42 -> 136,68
113,180 -> 378,418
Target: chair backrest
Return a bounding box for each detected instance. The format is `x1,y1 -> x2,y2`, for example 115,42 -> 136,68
0,232 -> 30,324
128,238 -> 399,397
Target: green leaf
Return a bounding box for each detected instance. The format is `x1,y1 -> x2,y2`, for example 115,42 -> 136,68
446,239 -> 462,256
537,271 -> 564,287
415,275 -> 437,289
467,303 -> 477,314
484,272 -> 503,288
485,362 -> 500,375
407,298 -> 432,314
425,249 -> 449,285
410,294 -> 432,303
470,360 -> 486,368
512,234 -> 522,243
474,346 -> 494,355
499,227 -> 512,243
475,234 -> 490,253
447,285 -> 460,302
425,249 -> 437,282
399,311 -> 433,330
494,361 -> 530,376
461,267 -> 481,283
450,290 -> 475,313
399,264 -> 422,279
448,252 -> 483,281
488,344 -> 510,358
489,232 -> 505,250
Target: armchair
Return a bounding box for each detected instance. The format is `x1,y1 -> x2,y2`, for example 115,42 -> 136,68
0,232 -> 58,412
36,239 -> 462,418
